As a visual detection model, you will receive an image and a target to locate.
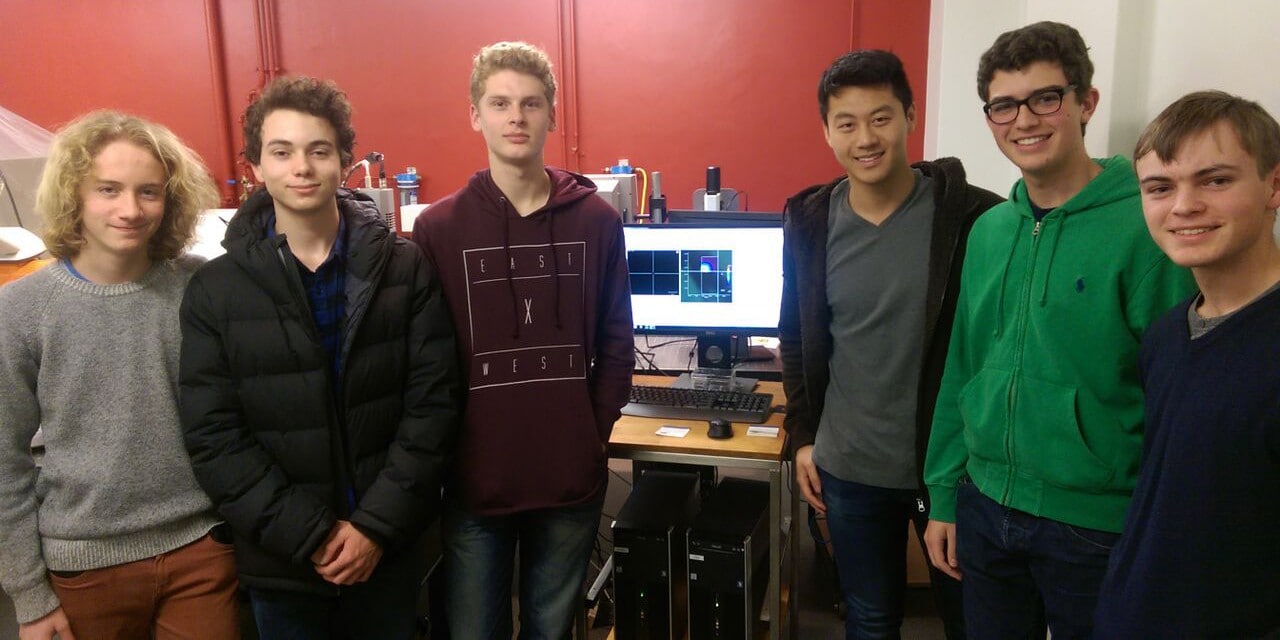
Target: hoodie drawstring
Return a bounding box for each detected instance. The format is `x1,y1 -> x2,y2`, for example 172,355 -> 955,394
547,211 -> 563,330
502,202 -> 521,339
1039,215 -> 1066,306
994,216 -> 1023,338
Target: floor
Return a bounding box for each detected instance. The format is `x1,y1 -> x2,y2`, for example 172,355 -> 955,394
0,460 -> 950,640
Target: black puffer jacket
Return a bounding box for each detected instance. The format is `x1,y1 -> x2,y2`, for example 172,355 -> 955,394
179,189 -> 460,594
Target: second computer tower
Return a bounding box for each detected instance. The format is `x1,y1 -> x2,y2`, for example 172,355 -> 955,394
613,470 -> 701,640
687,477 -> 771,639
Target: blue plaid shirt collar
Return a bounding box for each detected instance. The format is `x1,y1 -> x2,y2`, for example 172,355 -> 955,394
264,209 -> 348,267
266,209 -> 348,382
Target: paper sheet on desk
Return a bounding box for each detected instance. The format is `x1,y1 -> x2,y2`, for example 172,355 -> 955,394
655,426 -> 690,437
746,426 -> 779,437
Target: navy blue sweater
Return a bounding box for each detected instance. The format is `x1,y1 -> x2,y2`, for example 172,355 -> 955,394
1095,288 -> 1280,638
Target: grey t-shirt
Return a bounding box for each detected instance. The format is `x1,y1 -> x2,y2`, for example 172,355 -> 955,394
1188,279 -> 1280,339
812,172 -> 934,489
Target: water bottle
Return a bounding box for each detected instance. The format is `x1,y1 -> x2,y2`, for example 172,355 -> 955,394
396,167 -> 420,208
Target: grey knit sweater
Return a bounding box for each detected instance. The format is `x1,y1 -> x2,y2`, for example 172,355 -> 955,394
0,257 -> 220,624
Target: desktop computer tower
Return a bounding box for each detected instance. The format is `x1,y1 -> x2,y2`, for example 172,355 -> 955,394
632,461 -> 717,502
687,477 -> 771,639
612,470 -> 701,640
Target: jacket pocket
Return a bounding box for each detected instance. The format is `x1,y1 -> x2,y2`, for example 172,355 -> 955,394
957,367 -> 1013,465
1013,376 -> 1114,491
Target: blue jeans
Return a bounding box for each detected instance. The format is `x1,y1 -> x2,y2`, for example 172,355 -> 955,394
818,467 -> 965,640
955,480 -> 1118,640
443,498 -> 603,640
249,554 -> 420,640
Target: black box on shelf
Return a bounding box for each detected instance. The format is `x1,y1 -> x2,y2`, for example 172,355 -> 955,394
612,470 -> 701,640
687,477 -> 771,639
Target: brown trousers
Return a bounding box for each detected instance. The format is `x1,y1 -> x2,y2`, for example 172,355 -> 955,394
49,533 -> 240,640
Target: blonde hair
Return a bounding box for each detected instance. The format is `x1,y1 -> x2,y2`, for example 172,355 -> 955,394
37,110 -> 218,260
469,41 -> 557,106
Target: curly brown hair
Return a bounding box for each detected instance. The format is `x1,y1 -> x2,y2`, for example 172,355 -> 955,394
243,76 -> 356,167
37,110 -> 217,261
977,21 -> 1094,104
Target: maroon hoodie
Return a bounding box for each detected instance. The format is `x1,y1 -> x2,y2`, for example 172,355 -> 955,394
412,168 -> 634,515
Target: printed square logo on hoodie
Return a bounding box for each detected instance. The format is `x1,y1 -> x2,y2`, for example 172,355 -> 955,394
464,241 -> 587,390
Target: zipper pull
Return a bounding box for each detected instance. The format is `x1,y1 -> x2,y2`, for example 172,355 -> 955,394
1032,220 -> 1043,237
917,497 -> 926,513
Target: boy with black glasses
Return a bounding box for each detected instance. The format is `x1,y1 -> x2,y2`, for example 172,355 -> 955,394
921,21 -> 1193,638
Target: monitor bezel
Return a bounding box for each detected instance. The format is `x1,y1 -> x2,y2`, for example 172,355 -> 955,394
624,222 -> 783,338
664,209 -> 783,225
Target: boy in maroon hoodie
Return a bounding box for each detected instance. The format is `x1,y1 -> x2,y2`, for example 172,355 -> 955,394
411,41 -> 634,638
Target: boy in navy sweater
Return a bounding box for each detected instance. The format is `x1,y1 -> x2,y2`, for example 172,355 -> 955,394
1095,91 -> 1280,637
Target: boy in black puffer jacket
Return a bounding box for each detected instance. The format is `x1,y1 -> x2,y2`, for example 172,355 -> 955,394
179,76 -> 460,639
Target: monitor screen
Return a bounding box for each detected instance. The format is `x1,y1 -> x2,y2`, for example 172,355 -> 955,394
623,223 -> 783,335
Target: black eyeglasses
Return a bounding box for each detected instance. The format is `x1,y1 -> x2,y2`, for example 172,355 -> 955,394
983,85 -> 1076,124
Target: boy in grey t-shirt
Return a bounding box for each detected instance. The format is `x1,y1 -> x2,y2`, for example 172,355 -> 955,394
779,50 -> 1000,638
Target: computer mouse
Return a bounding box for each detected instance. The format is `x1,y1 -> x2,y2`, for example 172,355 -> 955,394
707,418 -> 733,440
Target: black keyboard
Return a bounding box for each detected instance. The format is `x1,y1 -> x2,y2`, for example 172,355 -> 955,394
621,384 -> 773,424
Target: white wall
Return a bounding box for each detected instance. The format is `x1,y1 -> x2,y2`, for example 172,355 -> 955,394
926,0 -> 1280,195
925,0 -> 1026,194
1141,2 -> 1280,120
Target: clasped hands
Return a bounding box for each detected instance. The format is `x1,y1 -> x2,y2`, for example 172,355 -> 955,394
310,520 -> 383,586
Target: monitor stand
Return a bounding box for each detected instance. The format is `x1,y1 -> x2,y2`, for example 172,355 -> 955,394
696,334 -> 774,368
670,370 -> 758,394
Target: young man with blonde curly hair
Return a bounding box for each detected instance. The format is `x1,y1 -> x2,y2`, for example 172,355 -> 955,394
412,41 -> 634,638
0,110 -> 238,640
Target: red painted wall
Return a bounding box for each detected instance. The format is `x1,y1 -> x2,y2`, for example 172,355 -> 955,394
0,0 -> 931,211
0,1 -> 226,176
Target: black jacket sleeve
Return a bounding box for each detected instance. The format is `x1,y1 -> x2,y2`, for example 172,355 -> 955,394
347,248 -> 461,551
179,273 -> 335,564
779,205 -> 816,457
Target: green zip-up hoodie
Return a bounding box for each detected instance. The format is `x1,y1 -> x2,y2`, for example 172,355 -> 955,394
924,156 -> 1195,532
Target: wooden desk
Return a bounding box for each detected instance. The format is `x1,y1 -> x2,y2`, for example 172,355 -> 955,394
608,375 -> 797,639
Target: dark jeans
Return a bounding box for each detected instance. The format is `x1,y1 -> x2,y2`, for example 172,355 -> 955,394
818,467 -> 965,640
955,480 -> 1118,640
249,555 -> 420,640
442,498 -> 603,640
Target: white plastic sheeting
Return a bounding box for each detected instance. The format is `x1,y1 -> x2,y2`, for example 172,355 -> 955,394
0,105 -> 52,232
0,105 -> 52,160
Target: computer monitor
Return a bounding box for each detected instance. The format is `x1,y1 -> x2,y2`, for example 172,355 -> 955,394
665,209 -> 782,225
623,222 -> 782,371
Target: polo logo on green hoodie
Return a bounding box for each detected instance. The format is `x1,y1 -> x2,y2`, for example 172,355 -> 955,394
1076,277 -> 1086,293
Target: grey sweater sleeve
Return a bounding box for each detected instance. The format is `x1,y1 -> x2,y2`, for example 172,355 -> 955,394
0,275 -> 61,623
